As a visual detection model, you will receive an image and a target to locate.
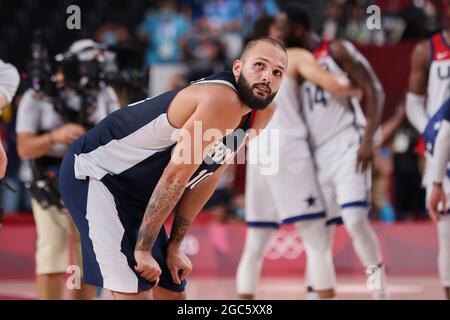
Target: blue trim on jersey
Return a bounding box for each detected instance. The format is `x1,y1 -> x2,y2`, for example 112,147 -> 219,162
340,200 -> 369,209
447,168 -> 450,178
423,98 -> 450,155
246,221 -> 279,229
444,104 -> 450,121
326,217 -> 344,226
282,211 -> 326,224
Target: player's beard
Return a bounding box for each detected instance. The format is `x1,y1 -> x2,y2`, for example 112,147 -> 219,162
236,73 -> 276,110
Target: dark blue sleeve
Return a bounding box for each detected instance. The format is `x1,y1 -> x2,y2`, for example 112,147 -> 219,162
444,99 -> 450,121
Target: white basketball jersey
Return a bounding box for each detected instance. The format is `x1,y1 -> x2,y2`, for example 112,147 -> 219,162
427,32 -> 450,117
301,39 -> 366,148
249,74 -> 312,161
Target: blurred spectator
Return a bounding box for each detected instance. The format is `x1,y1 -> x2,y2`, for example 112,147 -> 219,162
138,0 -> 190,96
241,0 -> 280,38
372,146 -> 395,222
401,0 -> 437,39
94,21 -> 130,47
201,0 -> 279,66
201,0 -> 245,65
391,109 -> 427,220
371,104 -> 406,222
344,0 -> 386,45
251,14 -> 286,42
322,0 -> 346,39
181,17 -> 226,82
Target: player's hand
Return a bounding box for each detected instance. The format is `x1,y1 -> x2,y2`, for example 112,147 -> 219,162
428,183 -> 447,222
134,249 -> 161,284
0,144 -> 7,179
356,141 -> 374,172
51,124 -> 86,144
166,245 -> 192,285
350,87 -> 364,102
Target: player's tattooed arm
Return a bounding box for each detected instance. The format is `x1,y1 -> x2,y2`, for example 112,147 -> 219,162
169,214 -> 192,246
168,164 -> 228,248
136,177 -> 185,251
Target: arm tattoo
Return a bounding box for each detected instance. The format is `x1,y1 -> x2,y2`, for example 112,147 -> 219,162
169,214 -> 192,245
136,178 -> 184,251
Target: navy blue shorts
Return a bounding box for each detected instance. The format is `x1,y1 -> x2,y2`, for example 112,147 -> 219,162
59,147 -> 186,293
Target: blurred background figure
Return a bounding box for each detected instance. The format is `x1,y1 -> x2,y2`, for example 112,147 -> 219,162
138,0 -> 190,96
371,103 -> 407,223
181,17 -> 226,82
322,0 -> 346,39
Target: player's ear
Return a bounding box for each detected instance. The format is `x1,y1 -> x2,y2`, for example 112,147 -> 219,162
232,59 -> 242,78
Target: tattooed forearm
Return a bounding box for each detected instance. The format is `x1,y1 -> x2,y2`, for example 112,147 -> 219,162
136,177 -> 185,251
169,214 -> 192,246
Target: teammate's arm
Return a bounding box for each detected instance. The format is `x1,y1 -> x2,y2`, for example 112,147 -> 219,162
331,40 -> 385,170
428,105 -> 450,221
406,41 -> 430,133
165,106 -> 275,284
134,88 -> 243,283
292,48 -> 362,98
0,61 -> 20,179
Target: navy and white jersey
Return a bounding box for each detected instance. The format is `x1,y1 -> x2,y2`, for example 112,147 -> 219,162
70,71 -> 253,212
424,97 -> 450,178
424,97 -> 450,155
427,32 -> 450,117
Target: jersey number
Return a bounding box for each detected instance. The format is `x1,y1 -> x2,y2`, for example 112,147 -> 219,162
305,86 -> 328,111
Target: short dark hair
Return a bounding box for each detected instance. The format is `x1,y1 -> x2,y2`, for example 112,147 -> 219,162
283,5 -> 311,31
240,36 -> 286,60
252,16 -> 276,39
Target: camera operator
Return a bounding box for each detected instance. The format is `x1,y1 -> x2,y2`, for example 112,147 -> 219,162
16,39 -> 120,300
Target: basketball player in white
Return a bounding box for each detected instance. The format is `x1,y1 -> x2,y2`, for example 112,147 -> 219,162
279,6 -> 387,299
236,14 -> 362,300
406,25 -> 450,299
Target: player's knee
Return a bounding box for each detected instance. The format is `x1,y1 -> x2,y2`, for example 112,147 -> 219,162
243,241 -> 267,261
242,228 -> 273,259
295,220 -> 330,253
341,208 -> 371,238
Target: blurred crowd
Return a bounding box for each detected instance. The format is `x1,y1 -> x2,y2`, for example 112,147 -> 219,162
0,0 -> 448,224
